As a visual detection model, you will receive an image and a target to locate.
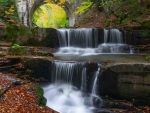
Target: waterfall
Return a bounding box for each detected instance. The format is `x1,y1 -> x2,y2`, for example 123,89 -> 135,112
55,28 -> 138,55
41,61 -> 110,113
51,61 -> 76,84
51,60 -> 86,90
103,29 -> 123,44
57,28 -> 98,48
109,29 -> 123,44
104,29 -> 109,43
81,67 -> 87,91
92,67 -> 100,95
97,28 -> 138,53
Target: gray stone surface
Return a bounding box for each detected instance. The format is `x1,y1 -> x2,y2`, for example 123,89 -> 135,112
99,63 -> 150,100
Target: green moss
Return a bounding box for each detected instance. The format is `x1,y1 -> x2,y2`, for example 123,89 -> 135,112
31,85 -> 46,106
35,51 -> 54,57
5,25 -> 36,44
8,44 -> 26,55
5,25 -> 18,43
34,85 -> 44,105
40,96 -> 47,106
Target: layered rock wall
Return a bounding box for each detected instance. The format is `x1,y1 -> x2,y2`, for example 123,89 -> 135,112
100,63 -> 150,100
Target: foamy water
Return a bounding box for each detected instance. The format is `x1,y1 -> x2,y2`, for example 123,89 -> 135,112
42,83 -> 103,113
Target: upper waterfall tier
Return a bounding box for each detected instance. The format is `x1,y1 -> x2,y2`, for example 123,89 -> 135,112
103,29 -> 124,44
57,28 -> 98,48
55,28 -> 138,54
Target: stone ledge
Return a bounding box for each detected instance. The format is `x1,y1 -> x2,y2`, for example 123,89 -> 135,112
100,63 -> 150,100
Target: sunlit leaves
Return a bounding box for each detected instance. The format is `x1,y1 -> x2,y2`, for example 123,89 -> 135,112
75,0 -> 93,15
32,3 -> 68,28
43,0 -> 66,6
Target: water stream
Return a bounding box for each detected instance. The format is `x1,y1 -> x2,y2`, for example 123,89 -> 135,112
41,61 -> 110,113
55,28 -> 138,56
41,28 -> 140,113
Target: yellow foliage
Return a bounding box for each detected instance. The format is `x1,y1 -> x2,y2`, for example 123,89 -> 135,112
5,11 -> 10,15
58,0 -> 66,6
8,19 -> 15,23
43,0 -> 66,6
33,3 -> 68,28
4,5 -> 15,16
43,0 -> 52,4
75,1 -> 93,15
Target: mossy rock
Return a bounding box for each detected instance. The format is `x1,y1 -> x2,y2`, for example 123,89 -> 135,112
141,20 -> 150,29
5,25 -> 35,44
35,51 -> 54,57
34,85 -> 44,105
40,96 -> 47,106
8,46 -> 27,56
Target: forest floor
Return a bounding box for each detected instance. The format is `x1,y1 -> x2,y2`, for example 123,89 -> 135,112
0,73 -> 58,113
75,6 -> 150,29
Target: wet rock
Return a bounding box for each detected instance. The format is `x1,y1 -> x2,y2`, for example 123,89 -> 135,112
107,63 -> 146,73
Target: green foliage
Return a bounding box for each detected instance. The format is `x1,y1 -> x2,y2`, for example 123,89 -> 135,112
0,0 -> 19,24
9,44 -> 26,56
12,43 -> 20,49
32,3 -> 68,28
40,52 -> 50,56
81,0 -> 149,24
60,20 -> 69,28
105,20 -> 110,27
100,0 -> 149,24
141,21 -> 150,29
146,56 -> 150,60
75,0 -> 93,15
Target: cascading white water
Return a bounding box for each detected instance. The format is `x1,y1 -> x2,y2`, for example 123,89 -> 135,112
55,28 -> 99,55
51,61 -> 76,84
55,28 -> 138,55
92,67 -> 100,95
81,67 -> 87,91
41,61 -> 110,113
57,28 -> 98,48
104,29 -> 109,44
97,28 -> 138,53
109,29 -> 123,43
51,60 -> 86,89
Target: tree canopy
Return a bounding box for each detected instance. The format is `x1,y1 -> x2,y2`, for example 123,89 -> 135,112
32,3 -> 68,28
